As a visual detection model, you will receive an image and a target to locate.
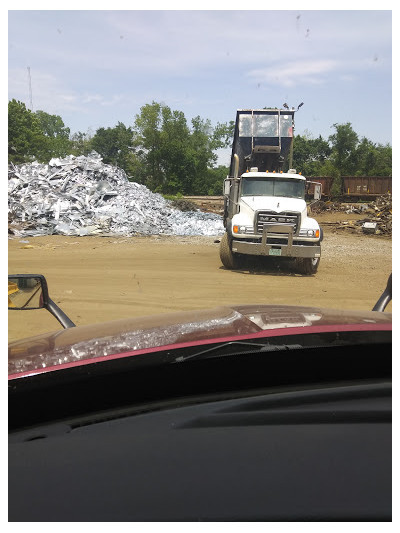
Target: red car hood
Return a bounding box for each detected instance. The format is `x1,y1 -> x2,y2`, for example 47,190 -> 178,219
9,304 -> 391,379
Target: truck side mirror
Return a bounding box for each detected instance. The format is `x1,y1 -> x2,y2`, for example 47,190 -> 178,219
223,179 -> 231,196
314,183 -> 322,200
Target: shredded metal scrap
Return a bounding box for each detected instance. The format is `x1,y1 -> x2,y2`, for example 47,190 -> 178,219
8,152 -> 224,238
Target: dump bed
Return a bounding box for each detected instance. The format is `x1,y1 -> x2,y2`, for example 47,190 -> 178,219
229,109 -> 295,176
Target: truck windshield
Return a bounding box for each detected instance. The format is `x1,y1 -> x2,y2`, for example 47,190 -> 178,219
241,178 -> 305,199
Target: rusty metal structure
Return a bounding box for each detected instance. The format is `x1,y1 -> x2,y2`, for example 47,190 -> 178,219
342,176 -> 392,197
308,176 -> 392,198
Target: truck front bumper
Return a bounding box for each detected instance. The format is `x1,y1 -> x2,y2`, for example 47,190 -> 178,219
231,224 -> 321,258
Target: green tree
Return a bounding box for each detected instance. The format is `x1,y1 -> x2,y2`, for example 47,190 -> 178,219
70,131 -> 93,157
175,115 -> 232,194
373,144 -> 392,176
158,106 -> 192,193
293,124 -> 391,188
188,116 -> 220,194
8,99 -> 48,164
90,122 -> 135,173
132,102 -> 163,189
213,120 -> 235,149
34,110 -> 72,158
352,138 -> 392,177
293,133 -> 331,176
9,96 -> 391,189
35,110 -> 70,139
328,123 -> 359,175
200,165 -> 229,195
132,102 -> 233,194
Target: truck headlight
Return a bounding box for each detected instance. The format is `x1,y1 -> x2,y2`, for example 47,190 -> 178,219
233,225 -> 252,234
299,228 -> 320,238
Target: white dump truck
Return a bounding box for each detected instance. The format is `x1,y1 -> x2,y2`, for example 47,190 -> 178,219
220,108 -> 322,275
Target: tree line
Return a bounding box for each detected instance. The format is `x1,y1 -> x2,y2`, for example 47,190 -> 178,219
8,99 -> 392,196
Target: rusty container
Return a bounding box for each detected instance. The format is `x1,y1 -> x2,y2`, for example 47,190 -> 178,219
342,176 -> 392,196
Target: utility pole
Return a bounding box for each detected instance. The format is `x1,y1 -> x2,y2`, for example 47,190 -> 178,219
27,67 -> 33,111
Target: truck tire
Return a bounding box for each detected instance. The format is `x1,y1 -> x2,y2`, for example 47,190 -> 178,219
296,257 -> 320,275
219,232 -> 239,269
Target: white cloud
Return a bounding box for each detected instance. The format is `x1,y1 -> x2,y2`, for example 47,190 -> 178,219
246,50 -> 390,89
82,94 -> 104,104
100,94 -> 125,107
247,59 -> 339,88
8,67 -> 128,120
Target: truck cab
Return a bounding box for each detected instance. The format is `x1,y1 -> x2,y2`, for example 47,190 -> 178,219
220,109 -> 322,274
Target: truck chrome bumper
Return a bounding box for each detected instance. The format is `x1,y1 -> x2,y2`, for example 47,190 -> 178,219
231,224 -> 321,258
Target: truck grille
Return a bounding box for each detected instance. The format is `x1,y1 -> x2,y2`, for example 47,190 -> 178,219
256,211 -> 300,234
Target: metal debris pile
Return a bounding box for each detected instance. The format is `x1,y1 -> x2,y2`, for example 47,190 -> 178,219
8,153 -> 224,238
315,194 -> 392,236
310,200 -> 370,214
359,193 -> 392,235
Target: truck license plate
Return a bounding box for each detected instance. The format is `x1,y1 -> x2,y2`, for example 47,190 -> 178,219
269,248 -> 281,256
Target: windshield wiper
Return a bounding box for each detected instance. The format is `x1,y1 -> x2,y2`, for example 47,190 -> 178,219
174,341 -> 303,363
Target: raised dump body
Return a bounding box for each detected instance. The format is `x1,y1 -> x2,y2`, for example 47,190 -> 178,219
228,108 -> 295,177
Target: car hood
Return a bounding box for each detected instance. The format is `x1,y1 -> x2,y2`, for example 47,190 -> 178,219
8,304 -> 391,379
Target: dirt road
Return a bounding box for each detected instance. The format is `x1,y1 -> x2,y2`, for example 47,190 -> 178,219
8,214 -> 392,341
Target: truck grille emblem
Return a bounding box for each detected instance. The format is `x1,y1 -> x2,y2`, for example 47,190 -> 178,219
257,211 -> 299,234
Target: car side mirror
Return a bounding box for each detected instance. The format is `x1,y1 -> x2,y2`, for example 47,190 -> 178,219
8,275 -> 48,310
8,274 -> 76,329
372,273 -> 392,312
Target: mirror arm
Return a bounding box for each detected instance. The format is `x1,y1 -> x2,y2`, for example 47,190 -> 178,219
45,299 -> 76,328
372,274 -> 392,312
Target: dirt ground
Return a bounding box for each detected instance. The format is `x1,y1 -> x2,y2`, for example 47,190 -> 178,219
8,211 -> 392,342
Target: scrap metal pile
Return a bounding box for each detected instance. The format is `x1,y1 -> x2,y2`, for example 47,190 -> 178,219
8,153 -> 224,238
309,200 -> 369,214
311,194 -> 392,236
360,193 -> 392,235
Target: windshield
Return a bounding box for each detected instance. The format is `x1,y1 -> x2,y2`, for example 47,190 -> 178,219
241,178 -> 305,199
8,10 -> 392,349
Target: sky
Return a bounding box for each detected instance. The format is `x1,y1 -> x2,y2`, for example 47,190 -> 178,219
7,4 -> 393,166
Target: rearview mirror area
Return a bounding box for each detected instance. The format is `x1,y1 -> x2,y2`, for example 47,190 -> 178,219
8,275 -> 48,310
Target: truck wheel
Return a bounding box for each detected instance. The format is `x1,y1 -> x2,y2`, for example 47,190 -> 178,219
296,257 -> 320,275
219,232 -> 239,269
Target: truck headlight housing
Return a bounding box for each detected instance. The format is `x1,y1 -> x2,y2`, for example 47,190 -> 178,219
299,228 -> 320,238
233,225 -> 253,234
